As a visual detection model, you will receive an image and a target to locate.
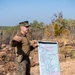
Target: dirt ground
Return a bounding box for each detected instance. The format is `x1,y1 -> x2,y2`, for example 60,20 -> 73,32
0,45 -> 75,75
60,59 -> 75,75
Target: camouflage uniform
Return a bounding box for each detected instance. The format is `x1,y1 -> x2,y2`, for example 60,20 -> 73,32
11,32 -> 31,75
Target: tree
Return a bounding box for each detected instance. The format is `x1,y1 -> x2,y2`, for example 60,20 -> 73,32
51,12 -> 70,36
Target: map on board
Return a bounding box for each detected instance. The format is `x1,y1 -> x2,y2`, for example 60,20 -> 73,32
38,41 -> 60,75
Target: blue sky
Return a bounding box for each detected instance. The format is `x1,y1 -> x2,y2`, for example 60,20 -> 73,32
0,0 -> 75,26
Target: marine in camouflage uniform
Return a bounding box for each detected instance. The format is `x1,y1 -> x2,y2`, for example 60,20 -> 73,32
11,21 -> 38,75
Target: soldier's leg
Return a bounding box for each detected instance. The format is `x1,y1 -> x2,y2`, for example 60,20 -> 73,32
26,61 -> 30,75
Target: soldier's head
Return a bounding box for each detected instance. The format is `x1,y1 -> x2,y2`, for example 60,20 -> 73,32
19,21 -> 30,35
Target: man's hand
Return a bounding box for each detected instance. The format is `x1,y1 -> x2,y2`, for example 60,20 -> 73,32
30,40 -> 38,48
13,35 -> 22,42
33,40 -> 38,47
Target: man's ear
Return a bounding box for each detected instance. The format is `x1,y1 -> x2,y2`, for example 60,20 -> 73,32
20,25 -> 23,30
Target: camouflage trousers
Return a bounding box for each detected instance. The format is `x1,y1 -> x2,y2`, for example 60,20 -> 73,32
16,57 -> 30,75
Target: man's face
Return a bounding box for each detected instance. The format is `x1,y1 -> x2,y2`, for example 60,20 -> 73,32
20,26 -> 29,34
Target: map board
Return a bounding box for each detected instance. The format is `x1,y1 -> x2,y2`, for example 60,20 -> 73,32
38,41 -> 60,75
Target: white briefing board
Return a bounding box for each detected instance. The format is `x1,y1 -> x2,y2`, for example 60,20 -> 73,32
38,41 -> 60,75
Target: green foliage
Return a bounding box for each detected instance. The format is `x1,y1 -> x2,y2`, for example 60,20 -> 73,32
29,20 -> 45,40
71,50 -> 75,58
0,13 -> 75,41
30,20 -> 44,29
54,23 -> 60,36
51,12 -> 71,36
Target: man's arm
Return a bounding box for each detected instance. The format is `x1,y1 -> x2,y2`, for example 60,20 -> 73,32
10,35 -> 22,47
30,40 -> 38,48
10,40 -> 18,47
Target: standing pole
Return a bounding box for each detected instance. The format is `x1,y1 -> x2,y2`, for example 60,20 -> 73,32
1,31 -> 3,45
